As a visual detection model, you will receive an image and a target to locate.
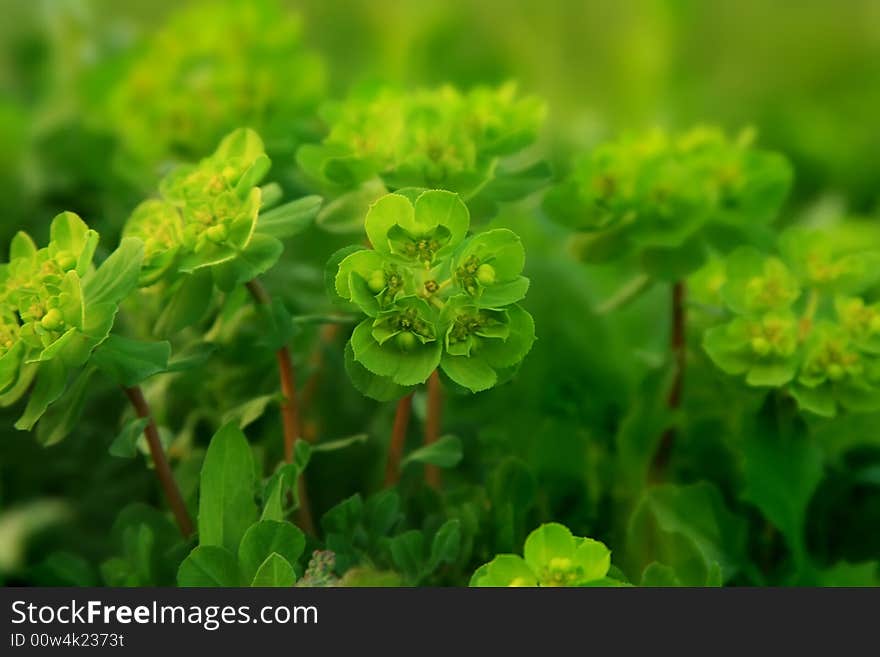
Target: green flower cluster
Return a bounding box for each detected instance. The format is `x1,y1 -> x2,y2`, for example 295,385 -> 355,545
124,128 -> 272,286
0,213 -> 143,429
299,83 -> 545,198
544,127 -> 792,276
702,230 -> 880,417
108,0 -> 325,165
470,523 -> 624,587
334,190 -> 535,394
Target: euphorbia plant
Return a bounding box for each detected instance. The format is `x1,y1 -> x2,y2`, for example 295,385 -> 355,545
702,228 -> 880,417
106,0 -> 325,171
123,126 -> 322,531
298,83 -> 548,233
470,522 -> 625,587
544,127 -> 793,474
331,190 -> 535,485
0,212 -> 196,536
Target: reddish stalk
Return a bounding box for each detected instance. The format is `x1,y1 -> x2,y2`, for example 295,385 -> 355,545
384,393 -> 414,488
651,281 -> 686,480
424,370 -> 443,489
123,385 -> 194,538
245,279 -> 316,535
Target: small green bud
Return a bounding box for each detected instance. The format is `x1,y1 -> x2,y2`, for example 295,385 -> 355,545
205,224 -> 229,243
750,336 -> 770,356
477,263 -> 496,286
367,270 -> 386,294
827,363 -> 845,381
396,331 -> 417,351
41,309 -> 64,331
55,251 -> 77,272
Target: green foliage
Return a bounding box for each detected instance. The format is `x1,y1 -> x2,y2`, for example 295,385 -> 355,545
301,83 -> 543,193
701,230 -> 880,417
5,2 -> 880,591
545,127 -> 792,278
106,0 -> 325,167
334,190 -> 535,393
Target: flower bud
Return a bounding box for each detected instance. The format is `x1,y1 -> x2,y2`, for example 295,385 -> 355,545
41,309 -> 64,331
205,224 -> 229,243
750,336 -> 770,356
367,270 -> 386,294
55,251 -> 77,272
396,331 -> 417,351
827,363 -> 845,381
477,263 -> 496,286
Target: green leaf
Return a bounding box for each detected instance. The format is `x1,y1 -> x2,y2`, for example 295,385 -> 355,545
413,190 -> 469,248
388,530 -> 426,582
640,562 -> 683,587
429,519 -> 461,570
315,180 -> 387,234
742,402 -> 824,563
250,553 -> 297,587
343,342 -> 413,402
222,394 -> 279,429
83,238 -> 144,306
109,417 -> 150,458
363,489 -> 401,537
350,318 -> 442,387
471,554 -> 537,587
439,354 -> 497,392
15,360 -> 69,431
364,194 -> 416,254
402,435 -> 462,469
523,523 -> 575,573
177,546 -> 239,587
35,367 -> 94,446
628,482 -> 749,586
91,335 -> 171,387
238,520 -> 306,584
154,270 -> 214,336
198,422 -> 259,553
256,196 -> 322,239
212,233 -> 283,292
311,433 -> 370,453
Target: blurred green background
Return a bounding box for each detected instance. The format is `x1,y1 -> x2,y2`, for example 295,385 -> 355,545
1,0 -> 879,585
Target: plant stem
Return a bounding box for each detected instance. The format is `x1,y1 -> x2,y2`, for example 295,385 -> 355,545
424,369 -> 443,489
245,278 -> 315,535
384,393 -> 414,488
651,280 -> 686,480
122,385 -> 194,538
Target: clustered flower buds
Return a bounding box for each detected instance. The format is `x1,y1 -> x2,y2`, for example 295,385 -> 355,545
124,128 -> 270,285
544,127 -> 792,276
0,212 -> 142,430
335,190 -> 535,393
298,83 -> 545,198
107,0 -> 324,165
703,231 -> 880,417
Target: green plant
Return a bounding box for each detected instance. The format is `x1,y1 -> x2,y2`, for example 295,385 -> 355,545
298,83 -> 548,233
331,189 -> 535,484
471,523 -> 624,587
702,230 -> 880,417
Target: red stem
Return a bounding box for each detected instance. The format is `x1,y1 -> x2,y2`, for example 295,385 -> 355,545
651,281 -> 686,479
424,370 -> 443,489
123,386 -> 194,538
246,279 -> 316,535
384,393 -> 414,488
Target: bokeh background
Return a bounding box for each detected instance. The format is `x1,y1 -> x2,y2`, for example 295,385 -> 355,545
1,0 -> 879,585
